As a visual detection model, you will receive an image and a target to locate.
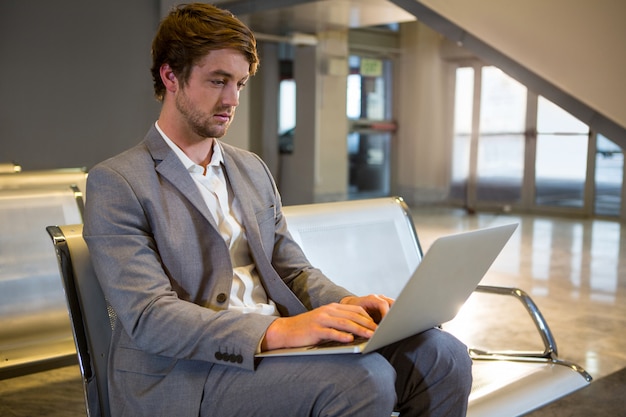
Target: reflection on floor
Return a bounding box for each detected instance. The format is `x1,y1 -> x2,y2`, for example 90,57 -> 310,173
411,207 -> 626,382
414,206 -> 626,415
0,207 -> 624,416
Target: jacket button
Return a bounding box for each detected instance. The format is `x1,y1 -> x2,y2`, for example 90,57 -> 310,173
216,293 -> 227,303
215,352 -> 223,361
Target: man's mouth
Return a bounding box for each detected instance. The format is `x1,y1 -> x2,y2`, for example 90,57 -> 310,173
214,113 -> 231,123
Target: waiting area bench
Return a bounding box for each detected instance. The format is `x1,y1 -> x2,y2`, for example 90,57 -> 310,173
0,168 -> 87,379
282,197 -> 591,416
46,196 -> 590,416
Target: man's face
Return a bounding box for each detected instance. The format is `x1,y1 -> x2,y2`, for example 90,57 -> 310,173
175,49 -> 250,140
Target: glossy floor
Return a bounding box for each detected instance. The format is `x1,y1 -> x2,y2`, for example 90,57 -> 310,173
411,206 -> 626,381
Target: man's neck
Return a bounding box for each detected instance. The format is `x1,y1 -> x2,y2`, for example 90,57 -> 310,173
156,119 -> 215,168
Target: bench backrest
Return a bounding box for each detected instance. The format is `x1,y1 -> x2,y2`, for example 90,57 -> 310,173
0,168 -> 87,195
283,197 -> 422,298
47,223 -> 111,417
0,169 -> 87,377
0,188 -> 83,337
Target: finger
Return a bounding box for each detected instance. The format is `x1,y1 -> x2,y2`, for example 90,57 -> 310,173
360,295 -> 393,323
323,302 -> 374,324
378,294 -> 395,306
320,309 -> 377,337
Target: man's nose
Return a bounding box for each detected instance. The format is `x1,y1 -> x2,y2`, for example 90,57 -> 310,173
222,85 -> 240,107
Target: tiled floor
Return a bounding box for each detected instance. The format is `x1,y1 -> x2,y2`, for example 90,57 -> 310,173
0,206 -> 624,416
410,207 -> 626,381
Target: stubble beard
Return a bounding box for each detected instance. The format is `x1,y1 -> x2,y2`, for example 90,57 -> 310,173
175,88 -> 233,140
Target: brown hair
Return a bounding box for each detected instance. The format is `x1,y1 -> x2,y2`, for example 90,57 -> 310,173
151,3 -> 259,101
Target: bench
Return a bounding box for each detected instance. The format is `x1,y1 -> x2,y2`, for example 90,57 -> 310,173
0,162 -> 21,173
282,197 -> 591,416
0,167 -> 87,194
0,169 -> 87,379
46,196 -> 591,416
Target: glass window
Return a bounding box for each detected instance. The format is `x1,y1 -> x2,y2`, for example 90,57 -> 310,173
450,67 -> 474,201
346,55 -> 393,198
594,134 -> 623,216
346,56 -> 391,121
476,67 -> 526,202
480,67 -> 527,133
279,79 -> 296,134
535,97 -> 589,208
449,63 -> 620,218
347,56 -> 362,119
278,79 -> 296,154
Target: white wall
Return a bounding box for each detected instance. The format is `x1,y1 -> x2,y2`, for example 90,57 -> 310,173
394,22 -> 451,204
277,30 -> 350,205
314,30 -> 349,202
417,0 -> 626,132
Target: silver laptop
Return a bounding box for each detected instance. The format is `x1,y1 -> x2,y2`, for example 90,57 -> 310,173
256,223 -> 518,357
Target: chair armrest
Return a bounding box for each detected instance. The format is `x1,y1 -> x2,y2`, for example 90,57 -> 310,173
470,285 -> 558,360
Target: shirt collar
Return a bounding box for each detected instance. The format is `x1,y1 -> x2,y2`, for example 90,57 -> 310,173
155,121 -> 224,173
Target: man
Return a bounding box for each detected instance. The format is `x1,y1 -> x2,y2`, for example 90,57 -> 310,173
83,3 -> 472,416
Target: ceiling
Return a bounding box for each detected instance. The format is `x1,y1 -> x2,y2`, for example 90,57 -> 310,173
211,0 -> 416,35
156,0 -> 626,140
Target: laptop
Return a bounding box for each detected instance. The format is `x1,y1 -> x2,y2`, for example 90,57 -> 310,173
256,223 -> 518,357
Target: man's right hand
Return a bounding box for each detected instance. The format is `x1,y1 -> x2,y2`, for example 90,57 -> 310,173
260,302 -> 378,351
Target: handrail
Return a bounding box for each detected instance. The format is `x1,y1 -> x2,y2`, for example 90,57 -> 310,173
471,285 -> 558,359
469,286 -> 593,382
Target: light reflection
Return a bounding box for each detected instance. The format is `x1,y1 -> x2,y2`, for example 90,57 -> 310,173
585,351 -> 599,376
589,222 -> 619,302
568,224 -> 583,289
531,219 -> 552,281
412,207 -> 626,379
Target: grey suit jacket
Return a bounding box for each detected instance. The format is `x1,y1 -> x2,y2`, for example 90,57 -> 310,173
83,125 -> 353,416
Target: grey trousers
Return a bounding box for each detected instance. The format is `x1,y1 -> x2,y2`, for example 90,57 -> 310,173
200,328 -> 473,417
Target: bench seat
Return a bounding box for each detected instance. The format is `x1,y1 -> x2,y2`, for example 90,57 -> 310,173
282,197 -> 591,416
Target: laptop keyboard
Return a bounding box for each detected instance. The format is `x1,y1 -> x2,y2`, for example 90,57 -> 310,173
309,336 -> 369,349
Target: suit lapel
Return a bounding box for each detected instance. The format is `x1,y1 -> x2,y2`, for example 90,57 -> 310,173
223,149 -> 307,317
144,126 -> 220,231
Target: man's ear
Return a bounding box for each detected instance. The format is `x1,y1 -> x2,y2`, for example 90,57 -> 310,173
160,64 -> 178,92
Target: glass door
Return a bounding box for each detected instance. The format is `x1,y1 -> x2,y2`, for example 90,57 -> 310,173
475,67 -> 527,205
594,134 -> 624,216
346,55 -> 394,198
534,97 -> 589,209
450,65 -> 527,211
450,63 -> 624,219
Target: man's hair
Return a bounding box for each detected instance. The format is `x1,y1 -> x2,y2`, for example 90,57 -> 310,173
151,3 -> 259,101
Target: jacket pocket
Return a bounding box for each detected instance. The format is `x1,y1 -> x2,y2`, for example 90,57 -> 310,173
113,347 -> 177,376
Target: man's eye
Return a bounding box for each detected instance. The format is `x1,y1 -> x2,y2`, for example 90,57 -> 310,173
212,79 -> 226,86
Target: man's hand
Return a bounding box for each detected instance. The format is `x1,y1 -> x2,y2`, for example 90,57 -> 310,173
260,294 -> 394,352
340,294 -> 394,324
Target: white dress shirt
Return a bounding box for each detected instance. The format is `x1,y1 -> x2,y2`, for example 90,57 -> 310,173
156,122 -> 278,316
